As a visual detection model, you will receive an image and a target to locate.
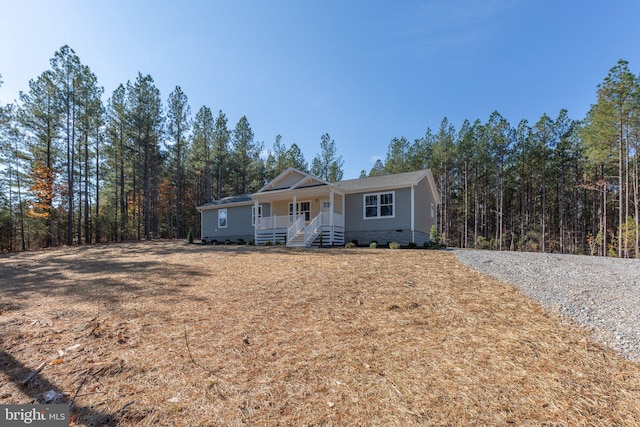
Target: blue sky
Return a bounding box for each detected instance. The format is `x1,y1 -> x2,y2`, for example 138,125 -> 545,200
1,0 -> 639,178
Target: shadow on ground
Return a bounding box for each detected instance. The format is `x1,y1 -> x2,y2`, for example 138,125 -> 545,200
0,349 -> 134,426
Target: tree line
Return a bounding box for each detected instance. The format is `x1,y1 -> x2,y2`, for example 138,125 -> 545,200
363,59 -> 640,257
1,46 -> 638,257
0,46 -> 344,250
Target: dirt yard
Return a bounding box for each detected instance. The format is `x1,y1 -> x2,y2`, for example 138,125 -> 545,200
1,241 -> 640,426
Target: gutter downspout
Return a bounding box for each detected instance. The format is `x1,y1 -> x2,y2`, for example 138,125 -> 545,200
254,199 -> 259,243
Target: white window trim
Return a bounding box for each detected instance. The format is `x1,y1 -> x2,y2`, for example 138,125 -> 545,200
218,208 -> 227,228
363,191 -> 395,220
289,200 -> 311,221
252,205 -> 262,226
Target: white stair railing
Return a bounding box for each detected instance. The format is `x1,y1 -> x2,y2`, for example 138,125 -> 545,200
287,215 -> 305,243
304,212 -> 324,245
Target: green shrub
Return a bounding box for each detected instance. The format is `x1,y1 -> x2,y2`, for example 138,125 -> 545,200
224,239 -> 232,245
345,242 -> 357,248
369,241 -> 378,248
211,239 -> 218,246
389,241 -> 401,249
248,240 -> 255,246
237,238 -> 245,245
201,239 -> 208,245
423,240 -> 442,249
264,240 -> 272,246
187,229 -> 194,244
408,241 -> 417,248
350,239 -> 359,247
429,225 -> 440,245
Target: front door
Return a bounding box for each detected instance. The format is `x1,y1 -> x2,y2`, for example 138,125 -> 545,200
289,201 -> 311,222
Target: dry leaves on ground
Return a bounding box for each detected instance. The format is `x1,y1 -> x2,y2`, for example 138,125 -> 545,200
1,241 -> 639,426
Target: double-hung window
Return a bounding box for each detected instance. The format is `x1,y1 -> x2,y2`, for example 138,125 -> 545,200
218,208 -> 227,228
363,192 -> 394,219
252,205 -> 262,226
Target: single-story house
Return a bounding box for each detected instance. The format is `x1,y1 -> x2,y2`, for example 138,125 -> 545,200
196,168 -> 441,247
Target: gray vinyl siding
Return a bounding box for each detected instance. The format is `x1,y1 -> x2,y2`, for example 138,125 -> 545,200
201,205 -> 255,242
414,177 -> 436,235
345,187 -> 412,232
344,182 -> 438,245
275,172 -> 306,189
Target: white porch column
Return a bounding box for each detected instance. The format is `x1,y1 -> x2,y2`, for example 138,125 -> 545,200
329,190 -> 335,245
293,194 -> 297,221
254,199 -> 259,229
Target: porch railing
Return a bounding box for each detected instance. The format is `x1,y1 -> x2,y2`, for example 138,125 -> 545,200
287,215 -> 305,242
256,215 -> 291,230
257,213 -> 344,230
304,212 -> 324,245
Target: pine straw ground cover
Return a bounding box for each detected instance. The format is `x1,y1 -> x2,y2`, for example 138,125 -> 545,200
1,241 -> 640,426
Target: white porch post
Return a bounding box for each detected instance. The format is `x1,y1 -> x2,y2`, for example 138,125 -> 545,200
254,200 -> 259,242
329,190 -> 334,245
293,194 -> 297,221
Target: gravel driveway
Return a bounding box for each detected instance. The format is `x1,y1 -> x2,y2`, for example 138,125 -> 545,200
453,249 -> 640,361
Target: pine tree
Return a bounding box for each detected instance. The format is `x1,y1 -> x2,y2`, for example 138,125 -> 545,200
50,45 -> 83,246
368,159 -> 385,176
311,133 -> 344,182
74,64 -> 103,244
456,120 -> 474,248
269,134 -> 290,178
582,59 -> 639,257
286,143 -> 308,172
167,86 -> 191,238
105,84 -> 129,241
486,111 -> 513,251
127,73 -> 163,239
212,110 -> 230,199
384,137 -> 410,174
231,116 -> 260,194
190,105 -> 215,205
429,118 -> 456,242
19,70 -> 61,247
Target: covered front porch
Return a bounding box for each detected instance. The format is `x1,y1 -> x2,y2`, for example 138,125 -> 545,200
252,169 -> 345,247
254,192 -> 345,247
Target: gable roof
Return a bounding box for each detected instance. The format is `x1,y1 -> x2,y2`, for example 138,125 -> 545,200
256,167 -> 333,194
335,169 -> 441,204
196,194 -> 253,211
